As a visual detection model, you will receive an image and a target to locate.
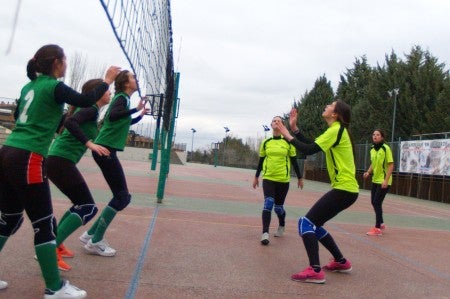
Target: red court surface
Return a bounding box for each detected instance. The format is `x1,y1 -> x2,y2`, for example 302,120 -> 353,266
0,157 -> 449,298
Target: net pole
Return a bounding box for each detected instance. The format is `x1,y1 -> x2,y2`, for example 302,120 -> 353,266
157,73 -> 179,202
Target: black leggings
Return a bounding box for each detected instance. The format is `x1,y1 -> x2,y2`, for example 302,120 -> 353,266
0,146 -> 55,245
92,148 -> 128,200
302,189 -> 358,267
262,179 -> 289,206
305,189 -> 358,227
370,183 -> 389,228
47,155 -> 95,206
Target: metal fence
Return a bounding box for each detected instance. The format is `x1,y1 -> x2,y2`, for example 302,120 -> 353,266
303,141 -> 449,204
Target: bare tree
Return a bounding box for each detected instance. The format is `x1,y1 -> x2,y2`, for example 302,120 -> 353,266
65,52 -> 108,92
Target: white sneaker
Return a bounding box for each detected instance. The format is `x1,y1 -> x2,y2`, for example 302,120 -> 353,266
260,232 -> 270,245
274,226 -> 285,237
79,231 -> 92,245
84,239 -> 116,257
0,280 -> 8,290
44,280 -> 86,299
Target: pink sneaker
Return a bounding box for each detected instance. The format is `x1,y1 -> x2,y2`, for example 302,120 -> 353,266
366,227 -> 382,236
380,223 -> 386,230
322,258 -> 352,273
291,266 -> 325,284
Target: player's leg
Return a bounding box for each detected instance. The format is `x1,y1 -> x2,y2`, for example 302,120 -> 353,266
261,179 -> 275,245
273,182 -> 289,237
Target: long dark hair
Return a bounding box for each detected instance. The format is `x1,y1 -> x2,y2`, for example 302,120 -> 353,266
58,78 -> 104,134
114,70 -> 130,93
26,44 -> 65,80
334,99 -> 356,160
66,78 -> 104,117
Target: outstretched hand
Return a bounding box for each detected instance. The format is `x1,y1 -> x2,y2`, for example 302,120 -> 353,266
136,99 -> 146,111
104,66 -> 121,85
289,107 -> 299,132
274,121 -> 293,141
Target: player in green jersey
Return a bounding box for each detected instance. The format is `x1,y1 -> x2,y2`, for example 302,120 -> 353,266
0,44 -> 120,298
79,70 -> 149,257
277,100 -> 359,284
363,129 -> 394,236
46,79 -> 112,271
253,116 -> 303,245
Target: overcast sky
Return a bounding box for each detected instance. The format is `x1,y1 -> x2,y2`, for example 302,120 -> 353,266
1,1 -> 450,151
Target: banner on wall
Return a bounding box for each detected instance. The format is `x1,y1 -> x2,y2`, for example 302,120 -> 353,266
399,139 -> 449,176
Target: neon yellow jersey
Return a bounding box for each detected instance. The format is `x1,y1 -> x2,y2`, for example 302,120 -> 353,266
259,136 -> 296,183
315,122 -> 359,193
370,143 -> 394,185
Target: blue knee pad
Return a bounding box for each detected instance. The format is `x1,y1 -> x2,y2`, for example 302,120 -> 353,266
298,216 -> 316,236
274,204 -> 285,217
70,204 -> 98,225
263,197 -> 274,211
108,191 -> 131,211
32,214 -> 56,245
315,226 -> 328,240
0,212 -> 24,236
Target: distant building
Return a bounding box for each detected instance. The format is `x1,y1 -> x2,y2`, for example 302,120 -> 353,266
0,99 -> 16,130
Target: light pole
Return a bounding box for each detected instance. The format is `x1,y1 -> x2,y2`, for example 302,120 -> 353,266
388,88 -> 399,143
190,128 -> 196,162
262,125 -> 270,138
223,127 -> 230,166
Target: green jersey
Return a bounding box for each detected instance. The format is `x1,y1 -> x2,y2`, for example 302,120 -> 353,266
5,75 -> 63,157
315,121 -> 359,193
370,143 -> 394,185
259,136 -> 297,183
48,105 -> 99,163
95,92 -> 131,151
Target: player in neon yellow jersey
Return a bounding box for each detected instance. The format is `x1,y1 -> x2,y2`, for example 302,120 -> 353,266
253,116 -> 303,245
363,129 -> 394,236
277,100 -> 359,284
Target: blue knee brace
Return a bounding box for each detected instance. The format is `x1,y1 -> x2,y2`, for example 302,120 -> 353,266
108,191 -> 131,211
274,204 -> 285,217
315,226 -> 328,240
0,212 -> 24,237
70,204 -> 98,225
32,214 -> 56,245
298,216 -> 316,236
263,197 -> 274,211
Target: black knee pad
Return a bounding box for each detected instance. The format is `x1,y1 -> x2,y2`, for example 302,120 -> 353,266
108,191 -> 131,212
69,204 -> 98,225
31,214 -> 56,245
0,212 -> 24,236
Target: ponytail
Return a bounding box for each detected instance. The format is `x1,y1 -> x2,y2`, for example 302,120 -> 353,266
26,58 -> 38,80
26,44 -> 65,81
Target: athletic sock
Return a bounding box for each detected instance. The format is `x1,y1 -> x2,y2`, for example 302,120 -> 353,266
58,210 -> 71,226
302,233 -> 320,267
92,206 -> 117,243
338,258 -> 347,264
262,210 -> 271,233
319,233 -> 343,261
278,211 -> 286,227
35,242 -> 61,291
312,265 -> 322,273
87,217 -> 100,236
56,213 -> 83,246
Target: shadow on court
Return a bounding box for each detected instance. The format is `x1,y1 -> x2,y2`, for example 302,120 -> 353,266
1,156 -> 449,298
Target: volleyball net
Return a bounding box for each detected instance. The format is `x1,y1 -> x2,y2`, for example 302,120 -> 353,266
99,0 -> 175,129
